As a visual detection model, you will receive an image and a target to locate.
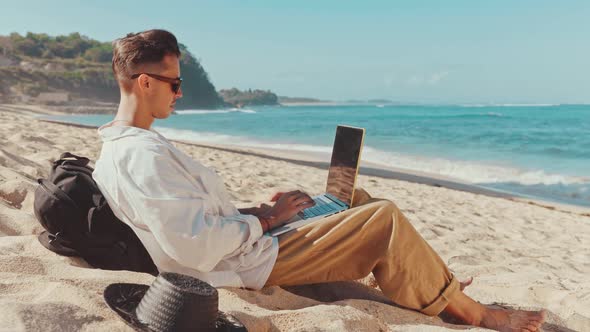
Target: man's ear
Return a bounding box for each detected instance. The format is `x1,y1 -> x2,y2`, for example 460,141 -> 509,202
138,74 -> 151,92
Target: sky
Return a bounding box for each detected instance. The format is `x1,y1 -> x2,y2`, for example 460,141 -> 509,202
1,0 -> 589,104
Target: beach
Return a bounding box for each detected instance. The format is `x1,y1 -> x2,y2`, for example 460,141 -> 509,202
1,104 -> 589,331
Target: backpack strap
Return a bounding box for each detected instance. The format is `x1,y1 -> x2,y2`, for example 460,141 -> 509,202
38,231 -> 80,257
53,152 -> 94,175
59,164 -> 94,177
55,152 -> 90,168
59,152 -> 89,161
37,178 -> 88,238
37,178 -> 83,214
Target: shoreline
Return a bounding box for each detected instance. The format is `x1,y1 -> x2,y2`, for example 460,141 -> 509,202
3,102 -> 588,214
35,117 -> 516,198
36,117 -> 590,216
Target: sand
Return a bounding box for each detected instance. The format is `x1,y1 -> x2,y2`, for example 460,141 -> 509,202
0,104 -> 589,331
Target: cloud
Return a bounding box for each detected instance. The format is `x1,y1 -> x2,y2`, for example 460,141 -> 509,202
427,71 -> 449,85
406,70 -> 450,86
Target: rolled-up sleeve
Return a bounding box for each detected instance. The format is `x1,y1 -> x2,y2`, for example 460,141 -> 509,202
118,145 -> 264,272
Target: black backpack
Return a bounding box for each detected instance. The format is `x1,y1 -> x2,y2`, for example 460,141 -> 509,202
33,152 -> 158,275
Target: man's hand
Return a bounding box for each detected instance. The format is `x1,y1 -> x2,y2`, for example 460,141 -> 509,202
238,204 -> 272,217
270,192 -> 285,202
260,190 -> 315,231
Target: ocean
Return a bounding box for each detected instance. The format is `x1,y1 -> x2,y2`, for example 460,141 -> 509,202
44,104 -> 590,208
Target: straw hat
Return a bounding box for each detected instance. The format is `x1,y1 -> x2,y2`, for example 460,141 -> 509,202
104,272 -> 246,331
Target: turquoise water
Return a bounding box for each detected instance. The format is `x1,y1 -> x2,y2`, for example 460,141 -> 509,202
45,104 -> 590,207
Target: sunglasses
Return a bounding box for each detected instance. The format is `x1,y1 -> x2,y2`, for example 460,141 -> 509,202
130,73 -> 183,94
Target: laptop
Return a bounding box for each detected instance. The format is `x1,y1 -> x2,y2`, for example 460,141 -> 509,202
269,125 -> 366,236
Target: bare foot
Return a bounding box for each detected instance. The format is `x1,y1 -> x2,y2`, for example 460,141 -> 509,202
479,307 -> 546,332
460,277 -> 473,291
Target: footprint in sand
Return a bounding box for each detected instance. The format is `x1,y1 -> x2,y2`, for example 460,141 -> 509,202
0,180 -> 34,209
13,302 -> 104,332
8,133 -> 56,147
0,256 -> 47,275
448,255 -> 482,266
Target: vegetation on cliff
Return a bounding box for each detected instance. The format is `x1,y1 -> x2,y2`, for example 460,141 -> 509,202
219,88 -> 279,107
0,32 -> 223,108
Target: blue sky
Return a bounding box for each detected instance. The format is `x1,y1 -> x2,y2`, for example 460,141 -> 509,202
1,0 -> 589,103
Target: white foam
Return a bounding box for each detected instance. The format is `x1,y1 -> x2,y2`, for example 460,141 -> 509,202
175,110 -> 230,115
175,108 -> 256,115
229,108 -> 257,113
153,127 -> 588,187
153,127 -> 333,154
361,147 -> 588,186
458,103 -> 559,108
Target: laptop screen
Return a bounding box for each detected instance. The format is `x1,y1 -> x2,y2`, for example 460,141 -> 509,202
325,125 -> 365,207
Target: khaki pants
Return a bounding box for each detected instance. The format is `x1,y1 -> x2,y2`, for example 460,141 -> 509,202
265,189 -> 459,316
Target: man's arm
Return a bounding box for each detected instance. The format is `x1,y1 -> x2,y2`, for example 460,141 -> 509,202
238,204 -> 270,216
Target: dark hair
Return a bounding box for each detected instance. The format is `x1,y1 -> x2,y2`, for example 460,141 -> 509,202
112,29 -> 181,83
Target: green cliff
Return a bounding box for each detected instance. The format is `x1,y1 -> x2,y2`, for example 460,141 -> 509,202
0,32 -> 223,109
219,88 -> 279,107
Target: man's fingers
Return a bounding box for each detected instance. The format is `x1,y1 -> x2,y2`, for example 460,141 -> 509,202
283,190 -> 302,199
297,191 -> 312,200
293,195 -> 315,207
296,200 -> 315,211
270,192 -> 285,202
272,191 -> 296,202
283,191 -> 306,202
302,195 -> 314,204
292,192 -> 306,200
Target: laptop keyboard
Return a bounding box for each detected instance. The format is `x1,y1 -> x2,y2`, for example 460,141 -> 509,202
298,194 -> 347,220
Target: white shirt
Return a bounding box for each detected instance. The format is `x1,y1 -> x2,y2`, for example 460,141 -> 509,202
92,121 -> 278,289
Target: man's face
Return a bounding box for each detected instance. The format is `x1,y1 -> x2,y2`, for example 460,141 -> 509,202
144,54 -> 183,119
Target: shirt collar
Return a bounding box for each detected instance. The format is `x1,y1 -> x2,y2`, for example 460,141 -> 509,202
97,120 -> 160,142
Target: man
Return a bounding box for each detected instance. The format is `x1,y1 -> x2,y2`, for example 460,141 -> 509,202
93,29 -> 545,331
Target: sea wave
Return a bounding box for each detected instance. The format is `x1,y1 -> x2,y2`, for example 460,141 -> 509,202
458,103 -> 560,108
153,126 -> 588,187
437,113 -> 507,119
175,108 -> 256,115
361,146 -> 588,186
153,127 -> 333,153
483,182 -> 590,207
